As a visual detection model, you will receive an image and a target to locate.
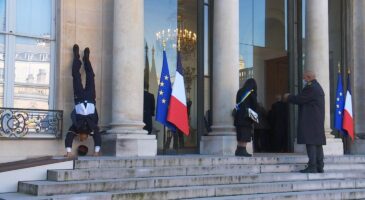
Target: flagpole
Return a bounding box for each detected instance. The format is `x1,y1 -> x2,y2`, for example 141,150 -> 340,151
176,37 -> 180,154
162,38 -> 166,154
336,61 -> 340,138
163,126 -> 166,154
337,62 -> 340,74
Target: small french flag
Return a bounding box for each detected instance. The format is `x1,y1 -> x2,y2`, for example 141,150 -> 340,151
343,73 -> 354,140
167,51 -> 190,136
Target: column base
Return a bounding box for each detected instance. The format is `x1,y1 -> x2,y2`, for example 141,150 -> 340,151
294,138 -> 344,155
293,142 -> 306,154
323,138 -> 344,155
200,135 -> 253,156
349,140 -> 365,154
102,133 -> 157,157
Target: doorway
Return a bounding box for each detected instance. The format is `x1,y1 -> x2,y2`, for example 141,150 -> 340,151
253,56 -> 290,153
144,0 -> 210,155
265,56 -> 289,109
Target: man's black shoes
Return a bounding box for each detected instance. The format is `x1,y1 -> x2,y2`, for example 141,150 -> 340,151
83,47 -> 90,62
73,44 -> 80,59
73,45 -> 90,62
299,165 -> 323,173
317,167 -> 324,173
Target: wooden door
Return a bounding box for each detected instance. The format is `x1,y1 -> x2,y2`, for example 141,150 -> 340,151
265,56 -> 289,109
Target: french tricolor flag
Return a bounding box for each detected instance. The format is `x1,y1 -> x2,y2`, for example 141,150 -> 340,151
343,73 -> 354,140
167,52 -> 189,136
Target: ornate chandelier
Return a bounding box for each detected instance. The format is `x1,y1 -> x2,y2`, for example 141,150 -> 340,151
156,26 -> 197,54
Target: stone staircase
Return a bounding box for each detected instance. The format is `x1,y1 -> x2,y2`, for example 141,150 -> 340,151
2,155 -> 365,199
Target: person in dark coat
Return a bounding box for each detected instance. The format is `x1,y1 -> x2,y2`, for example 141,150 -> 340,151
143,83 -> 155,134
253,103 -> 270,152
268,95 -> 289,152
65,44 -> 101,157
284,71 -> 326,173
234,78 -> 258,157
204,109 -> 212,134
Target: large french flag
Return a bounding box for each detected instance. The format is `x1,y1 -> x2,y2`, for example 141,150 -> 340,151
167,52 -> 189,136
343,73 -> 354,140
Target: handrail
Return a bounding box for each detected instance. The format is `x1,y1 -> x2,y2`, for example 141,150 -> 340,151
0,156 -> 72,173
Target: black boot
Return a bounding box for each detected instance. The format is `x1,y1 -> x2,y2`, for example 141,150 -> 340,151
234,146 -> 242,156
83,47 -> 90,62
73,44 -> 80,59
235,146 -> 252,157
317,163 -> 324,173
316,145 -> 324,173
299,164 -> 317,173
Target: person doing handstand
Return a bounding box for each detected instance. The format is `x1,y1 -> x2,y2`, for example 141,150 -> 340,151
65,44 -> 101,157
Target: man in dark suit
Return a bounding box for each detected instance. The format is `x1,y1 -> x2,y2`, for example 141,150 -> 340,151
284,71 -> 326,173
268,95 -> 289,152
143,83 -> 155,134
65,44 -> 101,157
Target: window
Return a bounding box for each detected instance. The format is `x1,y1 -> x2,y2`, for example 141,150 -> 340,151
1,0 -> 55,109
239,0 -> 288,106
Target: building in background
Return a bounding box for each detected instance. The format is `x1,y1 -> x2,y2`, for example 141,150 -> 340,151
0,0 -> 364,161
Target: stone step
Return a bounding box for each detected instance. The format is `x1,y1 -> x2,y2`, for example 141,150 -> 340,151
48,165 -> 260,182
263,163 -> 365,173
0,192 -> 112,200
0,192 -> 116,200
4,188 -> 365,200
86,179 -> 365,200
74,155 -> 365,169
185,188 -> 365,200
19,172 -> 365,196
47,163 -> 365,181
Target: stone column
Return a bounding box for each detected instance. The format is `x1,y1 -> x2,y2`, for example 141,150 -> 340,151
200,0 -> 242,155
294,0 -> 343,155
349,0 -> 365,154
102,0 -> 157,156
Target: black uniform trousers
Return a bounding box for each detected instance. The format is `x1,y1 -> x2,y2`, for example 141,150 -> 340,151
72,58 -> 95,102
306,144 -> 324,169
65,57 -> 101,149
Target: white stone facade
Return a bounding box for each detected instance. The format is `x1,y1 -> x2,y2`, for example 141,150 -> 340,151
7,0 -> 365,160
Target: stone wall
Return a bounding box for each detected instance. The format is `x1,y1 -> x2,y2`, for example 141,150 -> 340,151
0,0 -> 114,162
57,0 -> 114,155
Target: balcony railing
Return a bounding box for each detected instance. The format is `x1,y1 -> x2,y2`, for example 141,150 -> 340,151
0,107 -> 63,139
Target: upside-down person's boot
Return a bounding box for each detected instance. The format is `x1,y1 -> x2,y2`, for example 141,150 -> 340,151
83,47 -> 90,63
73,44 -> 80,59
